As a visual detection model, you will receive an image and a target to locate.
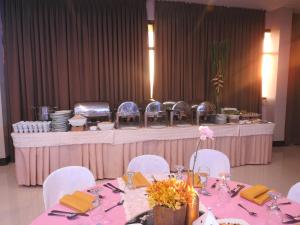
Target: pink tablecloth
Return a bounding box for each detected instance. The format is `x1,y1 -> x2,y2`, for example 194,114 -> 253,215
30,178 -> 300,225
30,180 -> 126,225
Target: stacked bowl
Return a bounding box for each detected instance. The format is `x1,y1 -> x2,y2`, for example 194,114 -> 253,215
50,110 -> 72,132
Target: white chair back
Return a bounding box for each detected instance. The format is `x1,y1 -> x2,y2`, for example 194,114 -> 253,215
127,155 -> 170,174
43,166 -> 96,210
189,149 -> 230,178
287,182 -> 300,204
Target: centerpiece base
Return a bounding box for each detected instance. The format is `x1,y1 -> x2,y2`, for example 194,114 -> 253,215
153,205 -> 186,225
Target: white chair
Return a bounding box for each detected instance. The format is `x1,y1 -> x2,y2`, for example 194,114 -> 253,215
127,155 -> 170,174
43,166 -> 96,210
287,182 -> 300,204
189,149 -> 230,178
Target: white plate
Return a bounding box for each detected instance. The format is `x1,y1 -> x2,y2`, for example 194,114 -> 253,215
176,124 -> 192,127
150,125 -> 167,129
217,218 -> 249,225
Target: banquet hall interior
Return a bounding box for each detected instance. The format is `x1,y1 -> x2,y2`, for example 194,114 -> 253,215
0,0 -> 300,225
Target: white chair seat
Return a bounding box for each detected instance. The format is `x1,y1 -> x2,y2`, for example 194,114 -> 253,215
127,154 -> 170,174
287,182 -> 300,204
189,149 -> 230,178
43,166 -> 96,210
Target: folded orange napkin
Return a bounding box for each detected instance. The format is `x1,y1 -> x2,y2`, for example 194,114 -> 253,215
193,174 -> 202,188
240,184 -> 271,205
122,172 -> 151,188
59,191 -> 95,213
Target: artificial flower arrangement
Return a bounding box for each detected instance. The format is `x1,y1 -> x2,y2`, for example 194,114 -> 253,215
147,178 -> 196,210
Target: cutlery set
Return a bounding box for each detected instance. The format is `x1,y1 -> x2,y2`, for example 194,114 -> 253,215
103,182 -> 125,193
283,213 -> 300,224
48,210 -> 89,220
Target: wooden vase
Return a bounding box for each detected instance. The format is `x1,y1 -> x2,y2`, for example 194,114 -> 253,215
153,204 -> 186,225
185,192 -> 199,225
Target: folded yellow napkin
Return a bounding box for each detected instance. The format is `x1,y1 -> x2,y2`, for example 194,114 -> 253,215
240,184 -> 271,205
122,172 -> 151,188
193,174 -> 202,188
59,191 -> 95,213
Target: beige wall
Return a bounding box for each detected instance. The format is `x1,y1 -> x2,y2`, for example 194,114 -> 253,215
264,8 -> 293,141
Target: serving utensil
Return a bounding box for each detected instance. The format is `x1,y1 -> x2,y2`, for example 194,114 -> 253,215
48,212 -> 79,220
237,203 -> 257,216
105,200 -> 124,212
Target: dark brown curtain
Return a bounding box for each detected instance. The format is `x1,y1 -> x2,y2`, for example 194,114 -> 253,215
1,0 -> 149,159
285,13 -> 300,145
154,1 -> 265,112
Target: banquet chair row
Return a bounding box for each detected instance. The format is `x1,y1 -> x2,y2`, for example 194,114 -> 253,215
42,149 -> 300,210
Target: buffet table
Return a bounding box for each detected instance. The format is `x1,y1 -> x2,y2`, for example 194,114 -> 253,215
11,123 -> 275,186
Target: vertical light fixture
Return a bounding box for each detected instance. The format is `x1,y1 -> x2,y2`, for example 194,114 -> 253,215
148,23 -> 155,99
261,29 -> 278,99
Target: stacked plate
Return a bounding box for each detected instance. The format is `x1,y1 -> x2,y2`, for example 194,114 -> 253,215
50,110 -> 72,132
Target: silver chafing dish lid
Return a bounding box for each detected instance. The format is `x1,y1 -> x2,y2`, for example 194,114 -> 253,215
197,101 -> 216,114
74,102 -> 110,118
145,101 -> 167,117
172,101 -> 190,113
163,101 -> 176,111
117,101 -> 140,117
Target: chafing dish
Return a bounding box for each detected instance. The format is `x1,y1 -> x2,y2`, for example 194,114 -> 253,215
115,101 -> 140,128
196,101 -> 216,125
144,101 -> 168,127
170,101 -> 192,126
74,102 -> 111,123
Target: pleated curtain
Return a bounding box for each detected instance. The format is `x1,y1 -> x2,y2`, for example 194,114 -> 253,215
1,0 -> 149,159
285,13 -> 300,145
154,1 -> 265,112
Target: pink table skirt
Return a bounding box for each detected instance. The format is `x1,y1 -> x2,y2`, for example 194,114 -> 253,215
30,178 -> 300,225
15,135 -> 272,186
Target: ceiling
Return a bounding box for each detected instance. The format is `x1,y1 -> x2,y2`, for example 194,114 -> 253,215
179,0 -> 300,12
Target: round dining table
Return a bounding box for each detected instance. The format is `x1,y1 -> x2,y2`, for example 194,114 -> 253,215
30,175 -> 300,225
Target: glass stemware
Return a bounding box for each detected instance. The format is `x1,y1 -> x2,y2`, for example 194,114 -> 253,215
266,192 -> 283,224
126,171 -> 135,190
268,191 -> 281,210
175,165 -> 184,180
198,166 -> 210,195
214,172 -> 231,207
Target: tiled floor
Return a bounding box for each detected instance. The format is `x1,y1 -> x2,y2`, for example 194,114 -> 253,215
0,145 -> 299,225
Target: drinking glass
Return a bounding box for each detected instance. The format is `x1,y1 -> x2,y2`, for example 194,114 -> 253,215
268,191 -> 281,210
198,166 -> 210,195
88,187 -> 100,208
266,192 -> 283,225
126,171 -> 135,190
214,172 -> 231,207
175,165 -> 184,180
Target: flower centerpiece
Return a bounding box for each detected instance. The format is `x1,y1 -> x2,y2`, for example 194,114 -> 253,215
147,179 -> 195,225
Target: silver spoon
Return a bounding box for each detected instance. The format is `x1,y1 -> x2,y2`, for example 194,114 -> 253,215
48,212 -> 79,220
238,203 -> 257,216
105,200 -> 124,212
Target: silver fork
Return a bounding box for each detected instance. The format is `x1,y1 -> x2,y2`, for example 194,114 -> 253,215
238,203 -> 257,216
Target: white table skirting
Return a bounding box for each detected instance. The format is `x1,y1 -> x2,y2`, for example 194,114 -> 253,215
13,123 -> 275,186
11,123 -> 274,148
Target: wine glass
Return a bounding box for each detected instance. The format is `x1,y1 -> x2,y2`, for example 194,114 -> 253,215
88,187 -> 100,208
175,165 -> 184,180
266,192 -> 283,224
214,172 -> 231,207
198,166 -> 210,195
126,171 -> 135,190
